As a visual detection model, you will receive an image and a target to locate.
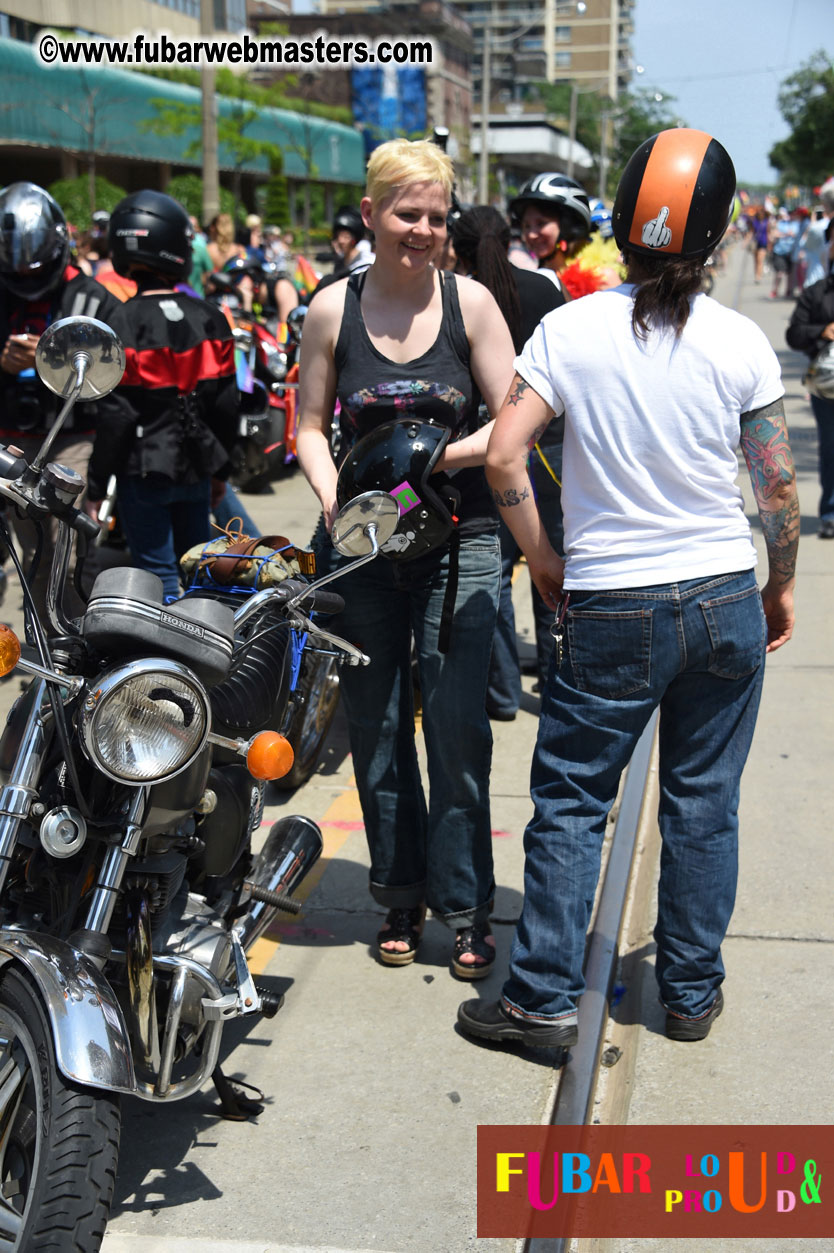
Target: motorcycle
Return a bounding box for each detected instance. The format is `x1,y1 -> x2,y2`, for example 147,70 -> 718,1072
210,265 -> 302,494
0,314 -> 399,1248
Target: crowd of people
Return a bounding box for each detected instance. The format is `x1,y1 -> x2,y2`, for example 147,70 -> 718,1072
2,128 -> 822,1054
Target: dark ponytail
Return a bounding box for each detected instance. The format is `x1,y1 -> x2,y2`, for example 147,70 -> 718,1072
451,206 -> 523,351
624,250 -> 705,341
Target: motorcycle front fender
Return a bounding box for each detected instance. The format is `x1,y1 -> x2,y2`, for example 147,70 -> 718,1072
0,930 -> 137,1095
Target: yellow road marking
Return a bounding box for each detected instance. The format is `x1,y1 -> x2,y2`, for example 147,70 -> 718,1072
247,784 -> 363,976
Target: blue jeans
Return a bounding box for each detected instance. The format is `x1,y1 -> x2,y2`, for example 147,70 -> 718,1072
117,474 -> 212,600
809,393 -> 834,521
214,482 -> 260,538
314,526 -> 501,926
502,569 -> 766,1023
487,434 -> 565,714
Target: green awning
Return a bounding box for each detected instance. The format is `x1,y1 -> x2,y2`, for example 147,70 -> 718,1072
0,37 -> 364,183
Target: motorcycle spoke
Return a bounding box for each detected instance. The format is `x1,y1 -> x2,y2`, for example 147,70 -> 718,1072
0,1040 -> 30,1240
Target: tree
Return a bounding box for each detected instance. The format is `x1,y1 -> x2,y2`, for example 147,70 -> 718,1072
48,175 -> 126,231
165,174 -> 235,224
769,51 -> 834,186
607,88 -> 684,196
262,158 -> 291,229
534,81 -> 603,161
145,81 -> 284,224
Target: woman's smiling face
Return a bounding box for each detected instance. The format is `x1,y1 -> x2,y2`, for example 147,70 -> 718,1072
520,205 -> 562,262
362,182 -> 449,271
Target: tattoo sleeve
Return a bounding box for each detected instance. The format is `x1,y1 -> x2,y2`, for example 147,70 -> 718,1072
740,397 -> 799,585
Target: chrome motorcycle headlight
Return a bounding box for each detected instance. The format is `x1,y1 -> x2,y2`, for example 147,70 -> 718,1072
79,660 -> 210,784
262,345 -> 288,381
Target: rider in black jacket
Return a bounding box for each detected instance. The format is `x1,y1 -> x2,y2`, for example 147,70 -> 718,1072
0,181 -> 127,616
86,191 -> 239,598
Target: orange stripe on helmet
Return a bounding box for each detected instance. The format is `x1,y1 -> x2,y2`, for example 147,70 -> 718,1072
629,129 -> 712,254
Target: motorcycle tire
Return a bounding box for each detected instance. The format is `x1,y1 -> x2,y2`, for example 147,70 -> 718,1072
274,652 -> 341,791
0,968 -> 121,1251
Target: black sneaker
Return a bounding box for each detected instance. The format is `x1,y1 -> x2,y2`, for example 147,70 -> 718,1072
665,988 -> 724,1042
457,998 -> 578,1048
818,519 -> 834,539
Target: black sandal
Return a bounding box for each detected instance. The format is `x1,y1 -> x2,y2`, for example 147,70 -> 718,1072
452,923 -> 496,980
377,905 -> 426,966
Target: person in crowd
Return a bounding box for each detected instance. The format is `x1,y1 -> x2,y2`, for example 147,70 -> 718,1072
457,128 -> 798,1050
244,213 -> 265,265
187,216 -> 214,297
509,174 -> 593,300
802,178 -> 834,289
750,206 -> 770,283
508,225 -> 538,272
297,138 -> 515,977
86,191 -> 238,600
787,218 -> 834,539
311,208 -> 375,301
770,207 -> 798,300
0,181 -> 126,618
789,206 -> 810,294
263,224 -> 289,270
207,212 -> 246,273
449,204 -> 565,720
85,214 -> 138,303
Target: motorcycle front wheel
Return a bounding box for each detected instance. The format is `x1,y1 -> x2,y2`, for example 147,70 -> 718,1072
275,653 -> 341,791
0,969 -> 121,1251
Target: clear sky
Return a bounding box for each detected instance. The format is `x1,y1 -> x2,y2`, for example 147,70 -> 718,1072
632,0 -> 830,188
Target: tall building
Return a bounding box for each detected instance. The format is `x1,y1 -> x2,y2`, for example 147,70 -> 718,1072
315,0 -> 636,190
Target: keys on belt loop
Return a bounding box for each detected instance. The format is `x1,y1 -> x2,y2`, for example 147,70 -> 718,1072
549,592 -> 570,670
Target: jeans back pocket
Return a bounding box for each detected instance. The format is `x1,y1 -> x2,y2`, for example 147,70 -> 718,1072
700,585 -> 766,679
567,608 -> 653,698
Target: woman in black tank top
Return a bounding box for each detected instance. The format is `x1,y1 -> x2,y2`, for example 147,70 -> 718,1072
297,139 -> 515,979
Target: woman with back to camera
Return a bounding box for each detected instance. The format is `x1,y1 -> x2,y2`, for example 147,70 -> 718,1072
296,139 -> 515,978
456,129 -> 799,1050
450,204 -> 566,719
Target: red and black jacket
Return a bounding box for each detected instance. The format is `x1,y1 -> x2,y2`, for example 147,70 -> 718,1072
87,291 -> 238,499
0,265 -> 125,440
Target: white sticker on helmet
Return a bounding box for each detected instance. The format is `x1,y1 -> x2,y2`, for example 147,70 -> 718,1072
641,207 -> 672,248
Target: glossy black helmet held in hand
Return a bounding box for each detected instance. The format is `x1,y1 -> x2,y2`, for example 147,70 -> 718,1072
612,128 -> 736,261
336,419 -> 460,562
0,182 -> 70,299
109,189 -> 193,281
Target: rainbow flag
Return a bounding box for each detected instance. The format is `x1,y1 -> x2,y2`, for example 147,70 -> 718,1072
292,254 -> 320,301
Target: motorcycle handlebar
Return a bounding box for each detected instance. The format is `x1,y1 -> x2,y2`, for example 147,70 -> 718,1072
233,579 -> 344,630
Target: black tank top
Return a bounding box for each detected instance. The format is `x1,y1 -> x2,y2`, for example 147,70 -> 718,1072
333,270 -> 496,534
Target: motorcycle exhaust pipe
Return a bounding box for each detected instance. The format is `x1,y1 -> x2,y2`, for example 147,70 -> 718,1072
237,815 -> 323,952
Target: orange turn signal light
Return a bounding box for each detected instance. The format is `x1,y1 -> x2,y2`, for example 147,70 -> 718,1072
0,625 -> 20,677
246,730 -> 294,781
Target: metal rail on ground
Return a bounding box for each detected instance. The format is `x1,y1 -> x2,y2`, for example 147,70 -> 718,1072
521,709 -> 659,1253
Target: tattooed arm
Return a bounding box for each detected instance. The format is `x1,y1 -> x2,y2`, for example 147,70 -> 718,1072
486,373 -> 565,606
740,397 -> 799,652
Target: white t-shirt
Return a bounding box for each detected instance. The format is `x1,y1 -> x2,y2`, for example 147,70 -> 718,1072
515,284 -> 783,589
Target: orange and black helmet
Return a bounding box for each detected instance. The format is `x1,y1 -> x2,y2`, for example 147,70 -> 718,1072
612,129 -> 736,261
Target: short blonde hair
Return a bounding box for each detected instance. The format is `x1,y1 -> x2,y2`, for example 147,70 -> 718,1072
365,139 -> 454,208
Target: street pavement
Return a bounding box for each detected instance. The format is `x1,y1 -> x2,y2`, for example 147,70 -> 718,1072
1,240 -> 828,1252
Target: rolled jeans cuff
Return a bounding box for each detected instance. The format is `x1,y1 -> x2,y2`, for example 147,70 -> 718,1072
501,993 -> 578,1024
369,878 -> 426,911
433,896 -> 494,930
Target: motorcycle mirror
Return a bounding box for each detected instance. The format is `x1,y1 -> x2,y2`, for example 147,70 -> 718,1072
331,490 -> 400,558
35,316 -> 126,400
